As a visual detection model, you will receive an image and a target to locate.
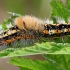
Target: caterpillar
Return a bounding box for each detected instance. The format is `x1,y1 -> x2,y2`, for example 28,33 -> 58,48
15,15 -> 70,37
0,15 -> 70,46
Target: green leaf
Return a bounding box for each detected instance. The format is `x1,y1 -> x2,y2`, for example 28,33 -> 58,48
9,57 -> 63,70
2,22 -> 8,30
50,0 -> 69,22
9,55 -> 70,70
2,12 -> 21,30
44,54 -> 70,70
8,12 -> 21,18
0,42 -> 70,58
19,67 -> 32,70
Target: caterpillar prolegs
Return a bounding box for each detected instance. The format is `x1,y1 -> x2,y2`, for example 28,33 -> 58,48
0,15 -> 70,50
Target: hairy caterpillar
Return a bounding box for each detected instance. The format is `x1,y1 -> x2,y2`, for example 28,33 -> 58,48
0,15 -> 70,47
15,15 -> 70,37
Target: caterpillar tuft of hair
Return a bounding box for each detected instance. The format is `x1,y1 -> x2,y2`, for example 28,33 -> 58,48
0,15 -> 70,47
14,15 -> 45,32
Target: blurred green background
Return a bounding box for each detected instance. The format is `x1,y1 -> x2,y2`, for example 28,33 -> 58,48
0,0 -> 52,24
0,0 -> 65,70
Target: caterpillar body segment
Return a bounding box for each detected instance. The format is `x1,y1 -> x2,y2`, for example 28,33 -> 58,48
44,23 -> 70,37
0,25 -> 36,46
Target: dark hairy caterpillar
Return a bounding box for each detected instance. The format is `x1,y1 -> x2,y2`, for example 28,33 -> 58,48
0,15 -> 70,46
